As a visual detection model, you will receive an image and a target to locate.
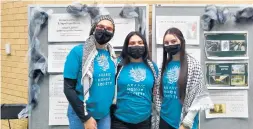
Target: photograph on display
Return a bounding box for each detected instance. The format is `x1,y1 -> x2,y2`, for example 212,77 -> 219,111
230,40 -> 246,51
231,64 -> 245,74
204,32 -> 248,59
231,75 -> 246,86
206,62 -> 248,88
209,104 -> 226,114
209,75 -> 230,85
209,64 -> 216,75
221,40 -> 230,51
206,40 -> 221,52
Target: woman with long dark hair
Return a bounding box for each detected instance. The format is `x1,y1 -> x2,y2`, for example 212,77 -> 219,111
111,31 -> 159,129
152,27 -> 213,129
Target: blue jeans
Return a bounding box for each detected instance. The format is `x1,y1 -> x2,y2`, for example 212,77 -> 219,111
67,105 -> 111,129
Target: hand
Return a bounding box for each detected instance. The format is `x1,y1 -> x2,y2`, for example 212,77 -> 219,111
84,117 -> 97,129
179,125 -> 189,129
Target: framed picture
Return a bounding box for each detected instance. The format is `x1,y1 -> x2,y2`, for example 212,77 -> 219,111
209,75 -> 230,85
205,61 -> 248,89
204,31 -> 248,60
209,104 -> 226,114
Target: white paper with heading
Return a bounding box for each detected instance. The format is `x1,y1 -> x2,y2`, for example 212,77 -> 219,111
109,18 -> 135,47
205,90 -> 248,118
156,16 -> 200,45
49,75 -> 69,125
48,44 -> 76,73
48,14 -> 91,42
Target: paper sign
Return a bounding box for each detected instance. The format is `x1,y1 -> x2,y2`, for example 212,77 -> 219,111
48,14 -> 91,42
206,90 -> 248,118
48,44 -> 76,73
49,75 -> 69,125
110,18 -> 136,47
156,16 -> 200,45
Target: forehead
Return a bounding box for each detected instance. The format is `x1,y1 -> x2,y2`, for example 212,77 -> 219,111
129,35 -> 142,41
164,34 -> 178,40
97,20 -> 113,27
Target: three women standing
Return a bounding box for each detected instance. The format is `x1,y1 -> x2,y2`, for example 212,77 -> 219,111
64,19 -> 212,129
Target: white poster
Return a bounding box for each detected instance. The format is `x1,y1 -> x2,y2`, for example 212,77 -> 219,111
110,18 -> 135,47
49,98 -> 69,125
206,90 -> 248,118
186,47 -> 201,62
156,16 -> 200,45
49,74 -> 65,98
48,44 -> 76,73
49,75 -> 69,125
48,14 -> 91,42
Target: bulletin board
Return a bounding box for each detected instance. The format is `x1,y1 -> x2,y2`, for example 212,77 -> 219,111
27,4 -> 149,129
151,4 -> 252,129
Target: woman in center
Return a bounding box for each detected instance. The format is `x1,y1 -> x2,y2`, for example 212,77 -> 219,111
111,31 -> 159,129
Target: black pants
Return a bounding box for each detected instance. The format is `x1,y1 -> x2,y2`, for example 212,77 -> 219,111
159,117 -> 176,129
111,115 -> 151,129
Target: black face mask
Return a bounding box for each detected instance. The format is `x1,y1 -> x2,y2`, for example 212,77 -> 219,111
94,29 -> 113,45
128,46 -> 145,59
164,44 -> 181,55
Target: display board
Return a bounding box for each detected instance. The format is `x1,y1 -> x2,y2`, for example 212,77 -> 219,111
28,4 -> 149,129
152,4 -> 252,129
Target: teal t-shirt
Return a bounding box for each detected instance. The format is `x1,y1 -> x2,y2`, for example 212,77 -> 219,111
63,44 -> 115,119
160,61 -> 199,129
115,62 -> 158,124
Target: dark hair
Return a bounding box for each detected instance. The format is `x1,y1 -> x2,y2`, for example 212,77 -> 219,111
160,27 -> 188,103
120,31 -> 150,65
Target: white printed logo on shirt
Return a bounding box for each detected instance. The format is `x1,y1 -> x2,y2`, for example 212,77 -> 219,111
129,67 -> 146,82
166,65 -> 180,84
97,54 -> 109,71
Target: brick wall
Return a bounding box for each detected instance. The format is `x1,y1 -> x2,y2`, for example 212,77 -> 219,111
1,0 -> 252,129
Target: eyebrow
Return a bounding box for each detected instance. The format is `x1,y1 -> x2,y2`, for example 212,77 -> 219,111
130,40 -> 143,42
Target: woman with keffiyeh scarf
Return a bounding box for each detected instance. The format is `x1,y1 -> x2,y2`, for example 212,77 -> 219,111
151,28 -> 213,129
63,15 -> 117,129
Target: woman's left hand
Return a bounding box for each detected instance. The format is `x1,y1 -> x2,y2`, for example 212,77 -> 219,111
179,125 -> 189,129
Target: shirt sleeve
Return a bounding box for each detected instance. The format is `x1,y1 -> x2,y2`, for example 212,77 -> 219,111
63,46 -> 81,79
64,78 -> 91,123
182,110 -> 198,128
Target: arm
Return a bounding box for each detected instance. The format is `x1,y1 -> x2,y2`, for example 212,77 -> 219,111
64,78 -> 91,123
63,45 -> 91,123
181,110 -> 198,129
181,58 -> 213,128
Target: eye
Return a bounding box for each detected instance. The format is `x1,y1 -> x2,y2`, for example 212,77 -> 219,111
129,41 -> 136,46
96,24 -> 113,32
105,26 -> 113,32
138,41 -> 144,45
171,40 -> 177,44
164,41 -> 169,45
96,24 -> 104,29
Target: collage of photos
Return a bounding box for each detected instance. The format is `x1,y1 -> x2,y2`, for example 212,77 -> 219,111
206,63 -> 248,88
206,40 -> 246,52
204,32 -> 248,59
